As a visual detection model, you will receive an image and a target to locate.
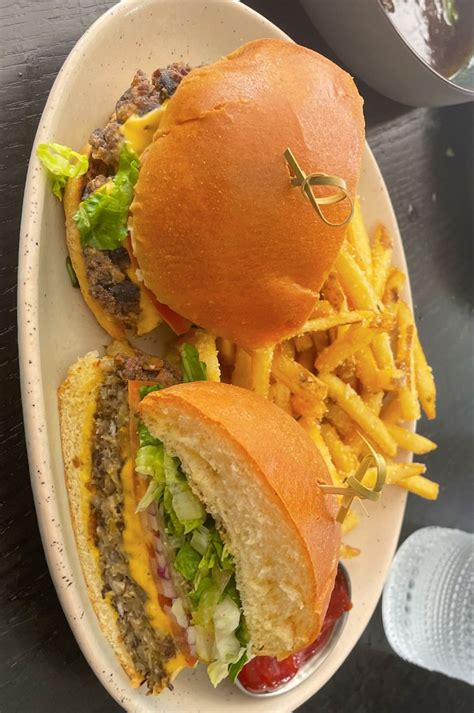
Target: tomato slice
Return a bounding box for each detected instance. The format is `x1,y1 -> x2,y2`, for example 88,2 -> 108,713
123,235 -> 192,336
149,293 -> 192,336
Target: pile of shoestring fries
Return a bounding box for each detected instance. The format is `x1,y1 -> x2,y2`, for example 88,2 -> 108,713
174,199 -> 438,557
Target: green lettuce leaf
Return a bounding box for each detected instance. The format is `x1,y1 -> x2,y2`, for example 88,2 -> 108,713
228,650 -> 249,682
136,478 -> 163,512
163,486 -> 184,537
138,422 -> 161,448
194,582 -> 221,628
180,343 -> 207,383
135,444 -> 164,478
37,142 -> 88,201
139,383 -> 163,400
190,526 -> 210,555
175,542 -> 202,581
74,142 -> 139,250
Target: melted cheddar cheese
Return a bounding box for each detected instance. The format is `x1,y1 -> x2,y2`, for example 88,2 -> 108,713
120,101 -> 168,156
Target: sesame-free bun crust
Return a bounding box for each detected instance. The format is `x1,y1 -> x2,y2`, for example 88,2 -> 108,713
138,381 -> 341,657
132,39 -> 364,348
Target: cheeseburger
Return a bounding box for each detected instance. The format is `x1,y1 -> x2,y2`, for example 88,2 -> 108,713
38,39 -> 364,347
58,342 -> 341,691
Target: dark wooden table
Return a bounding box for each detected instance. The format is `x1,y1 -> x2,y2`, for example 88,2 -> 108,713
1,1 -> 472,711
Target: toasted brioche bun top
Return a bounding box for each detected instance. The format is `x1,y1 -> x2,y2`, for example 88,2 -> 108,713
132,39 -> 364,348
138,381 -> 341,657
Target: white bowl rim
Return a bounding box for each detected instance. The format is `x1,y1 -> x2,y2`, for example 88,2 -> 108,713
370,0 -> 473,95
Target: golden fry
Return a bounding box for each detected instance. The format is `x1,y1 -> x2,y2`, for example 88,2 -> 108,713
216,336 -> 235,368
386,423 -> 437,455
251,347 -> 274,398
309,300 -> 335,318
396,302 -> 421,421
371,225 -> 393,298
325,401 -> 355,437
383,267 -> 406,306
299,417 -> 343,487
296,346 -> 316,372
293,334 -> 313,352
363,461 -> 426,487
231,346 -> 253,389
340,543 -> 361,559
298,310 -> 374,335
186,329 -> 221,382
272,346 -> 327,403
315,321 -> 384,373
268,381 -> 292,414
318,372 -> 398,456
371,332 -> 397,373
335,242 -> 380,311
312,331 -> 330,355
361,389 -> 384,416
232,346 -> 273,398
413,330 -> 437,419
320,422 -> 359,474
346,197 -> 372,279
396,474 -> 439,500
322,272 -> 349,311
380,395 -> 404,423
355,345 -> 399,393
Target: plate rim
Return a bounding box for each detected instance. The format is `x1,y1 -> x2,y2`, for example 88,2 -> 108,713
17,0 -> 411,709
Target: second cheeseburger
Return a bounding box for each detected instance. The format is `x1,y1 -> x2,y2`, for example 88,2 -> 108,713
131,38 -> 365,348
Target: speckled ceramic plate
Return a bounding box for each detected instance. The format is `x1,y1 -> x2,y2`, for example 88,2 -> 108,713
18,0 -> 412,710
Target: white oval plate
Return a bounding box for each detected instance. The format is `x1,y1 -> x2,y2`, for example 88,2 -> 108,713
18,0 -> 412,710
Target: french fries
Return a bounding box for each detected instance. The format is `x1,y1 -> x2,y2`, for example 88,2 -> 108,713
196,214 -> 439,555
334,242 -> 380,312
272,347 -> 327,419
231,346 -> 273,398
395,302 -> 421,421
297,310 -> 373,335
184,329 -> 221,382
320,422 -> 359,474
413,330 -> 437,419
318,372 -> 398,456
315,321 -> 384,373
385,423 -> 437,455
371,225 -> 393,298
346,198 -> 372,279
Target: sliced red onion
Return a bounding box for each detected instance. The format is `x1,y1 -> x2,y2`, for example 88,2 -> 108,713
187,626 -> 196,646
146,513 -> 157,531
157,565 -> 170,580
156,552 -> 167,570
161,580 -> 176,599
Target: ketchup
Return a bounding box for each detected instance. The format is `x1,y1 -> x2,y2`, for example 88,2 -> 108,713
238,566 -> 351,693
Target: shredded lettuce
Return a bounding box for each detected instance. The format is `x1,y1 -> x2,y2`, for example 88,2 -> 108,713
136,478 -> 163,513
207,597 -> 244,686
135,444 -> 164,478
36,142 -> 88,200
180,343 -> 208,382
190,526 -> 210,556
74,142 -> 139,250
175,542 -> 202,581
